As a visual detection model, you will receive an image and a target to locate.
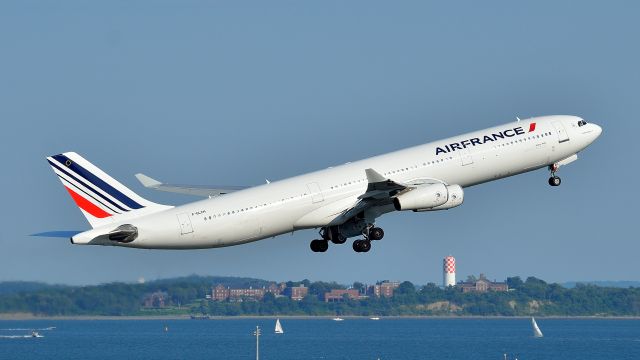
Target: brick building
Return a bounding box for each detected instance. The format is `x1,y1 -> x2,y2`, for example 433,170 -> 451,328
457,274 -> 508,293
368,281 -> 400,298
212,285 -> 265,301
212,282 -> 286,302
283,284 -> 308,301
324,289 -> 363,302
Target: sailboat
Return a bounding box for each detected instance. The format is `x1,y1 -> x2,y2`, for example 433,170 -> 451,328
274,318 -> 284,334
531,317 -> 543,338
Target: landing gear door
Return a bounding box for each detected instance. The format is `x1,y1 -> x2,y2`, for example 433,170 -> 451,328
177,213 -> 194,235
306,182 -> 324,204
553,121 -> 570,143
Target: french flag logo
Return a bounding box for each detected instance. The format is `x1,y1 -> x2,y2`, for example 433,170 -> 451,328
529,122 -> 536,132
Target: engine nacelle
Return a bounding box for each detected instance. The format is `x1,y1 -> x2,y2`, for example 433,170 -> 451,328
414,184 -> 464,212
393,184 -> 464,212
393,183 -> 448,211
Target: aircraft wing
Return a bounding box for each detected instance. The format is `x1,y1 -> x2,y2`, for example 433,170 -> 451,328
360,168 -> 407,199
337,168 -> 446,222
332,169 -> 406,222
135,173 -> 248,197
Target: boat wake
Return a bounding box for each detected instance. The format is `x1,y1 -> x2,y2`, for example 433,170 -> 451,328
0,327 -> 55,331
0,335 -> 41,339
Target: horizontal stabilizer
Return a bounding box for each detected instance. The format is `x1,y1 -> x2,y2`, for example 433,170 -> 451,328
31,231 -> 83,238
135,173 -> 248,197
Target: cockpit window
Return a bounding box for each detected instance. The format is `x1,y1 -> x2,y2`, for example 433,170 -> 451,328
578,120 -> 587,127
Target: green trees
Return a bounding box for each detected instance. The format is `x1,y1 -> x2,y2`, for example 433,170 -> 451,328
1,276 -> 640,317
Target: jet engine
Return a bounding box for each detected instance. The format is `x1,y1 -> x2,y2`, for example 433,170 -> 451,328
393,184 -> 464,211
414,184 -> 464,211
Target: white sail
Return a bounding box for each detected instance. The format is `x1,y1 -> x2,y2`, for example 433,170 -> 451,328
275,318 -> 284,334
531,317 -> 543,338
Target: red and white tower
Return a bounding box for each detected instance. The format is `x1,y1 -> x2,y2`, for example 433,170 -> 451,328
443,256 -> 456,287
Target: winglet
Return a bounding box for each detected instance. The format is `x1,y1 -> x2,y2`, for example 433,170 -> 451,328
365,168 -> 387,183
135,173 -> 162,188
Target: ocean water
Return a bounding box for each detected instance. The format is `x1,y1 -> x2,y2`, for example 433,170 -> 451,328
0,318 -> 638,359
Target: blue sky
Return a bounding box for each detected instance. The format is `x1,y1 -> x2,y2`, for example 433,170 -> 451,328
0,1 -> 637,285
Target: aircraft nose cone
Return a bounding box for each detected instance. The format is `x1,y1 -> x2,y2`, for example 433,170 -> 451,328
593,124 -> 603,138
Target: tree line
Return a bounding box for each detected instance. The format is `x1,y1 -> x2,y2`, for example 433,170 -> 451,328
0,275 -> 639,316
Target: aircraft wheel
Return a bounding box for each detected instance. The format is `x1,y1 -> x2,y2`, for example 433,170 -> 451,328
360,240 -> 371,252
352,239 -> 371,253
310,239 -> 328,252
369,227 -> 384,241
352,240 -> 362,252
548,176 -> 561,187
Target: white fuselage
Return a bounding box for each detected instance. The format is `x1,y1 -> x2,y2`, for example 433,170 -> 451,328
72,115 -> 601,249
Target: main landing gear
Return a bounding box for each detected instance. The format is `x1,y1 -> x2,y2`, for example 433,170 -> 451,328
309,227 -> 344,253
310,239 -> 328,252
352,224 -> 384,253
548,164 -> 561,187
310,225 -> 384,253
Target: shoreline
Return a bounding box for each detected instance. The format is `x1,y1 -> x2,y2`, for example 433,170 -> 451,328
2,314 -> 640,321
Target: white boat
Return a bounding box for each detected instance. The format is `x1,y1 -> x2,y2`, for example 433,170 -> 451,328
369,317 -> 380,320
531,317 -> 543,338
332,317 -> 344,321
274,318 -> 284,334
31,331 -> 43,338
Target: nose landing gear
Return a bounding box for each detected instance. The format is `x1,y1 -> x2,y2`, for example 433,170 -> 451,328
548,164 -> 561,187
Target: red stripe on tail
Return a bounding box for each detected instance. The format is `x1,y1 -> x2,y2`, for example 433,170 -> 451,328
64,186 -> 112,218
529,122 -> 536,132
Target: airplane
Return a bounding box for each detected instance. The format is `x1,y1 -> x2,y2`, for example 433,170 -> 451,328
39,115 -> 601,253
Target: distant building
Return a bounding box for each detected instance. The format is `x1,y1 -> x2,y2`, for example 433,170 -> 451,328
457,274 -> 508,293
283,284 -> 308,301
143,291 -> 168,308
443,256 -> 456,287
212,284 -> 229,301
368,281 -> 400,298
211,282 -> 285,302
266,282 -> 286,296
324,289 -> 363,302
212,285 -> 267,302
229,287 -> 265,301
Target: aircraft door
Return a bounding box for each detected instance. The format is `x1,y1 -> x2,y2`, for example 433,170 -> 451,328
306,182 -> 324,203
177,213 -> 194,235
553,121 -> 570,143
459,149 -> 474,166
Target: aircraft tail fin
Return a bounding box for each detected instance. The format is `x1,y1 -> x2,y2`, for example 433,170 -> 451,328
46,152 -> 171,228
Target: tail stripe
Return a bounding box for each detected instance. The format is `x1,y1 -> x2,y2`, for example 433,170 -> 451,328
51,154 -> 144,210
57,174 -> 122,215
48,159 -> 129,212
64,186 -> 112,219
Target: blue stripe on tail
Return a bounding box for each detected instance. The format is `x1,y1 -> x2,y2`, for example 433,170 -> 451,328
51,154 -> 144,210
48,159 -> 128,213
